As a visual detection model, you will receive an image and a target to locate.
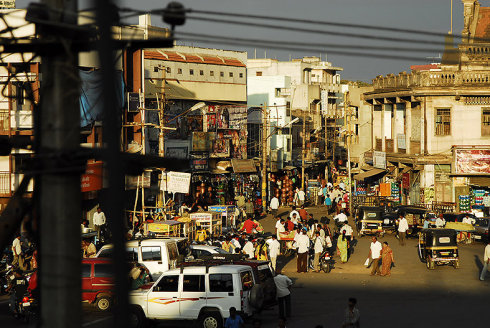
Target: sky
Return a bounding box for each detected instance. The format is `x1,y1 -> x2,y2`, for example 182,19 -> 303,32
14,0 -> 469,81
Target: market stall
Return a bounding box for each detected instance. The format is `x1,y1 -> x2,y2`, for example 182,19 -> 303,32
209,204 -> 237,229
189,211 -> 222,236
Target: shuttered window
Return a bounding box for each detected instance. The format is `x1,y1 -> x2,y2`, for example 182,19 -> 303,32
482,108 -> 490,136
435,108 -> 451,136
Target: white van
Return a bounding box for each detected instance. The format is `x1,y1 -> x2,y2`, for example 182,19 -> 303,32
96,238 -> 182,280
129,264 -> 259,328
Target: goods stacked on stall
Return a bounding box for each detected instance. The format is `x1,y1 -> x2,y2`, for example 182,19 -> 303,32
459,195 -> 471,212
390,182 -> 400,204
270,175 -> 295,206
356,181 -> 367,196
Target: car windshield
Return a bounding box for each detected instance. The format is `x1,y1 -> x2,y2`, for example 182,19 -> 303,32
214,248 -> 230,254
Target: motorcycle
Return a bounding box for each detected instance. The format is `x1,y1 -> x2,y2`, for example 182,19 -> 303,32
1,263 -> 14,295
12,291 -> 37,323
308,243 -> 333,273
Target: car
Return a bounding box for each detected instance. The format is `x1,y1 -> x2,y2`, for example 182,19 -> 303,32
474,217 -> 489,242
96,238 -> 182,280
128,264 -> 261,328
188,245 -> 230,259
418,229 -> 459,270
82,258 -> 114,311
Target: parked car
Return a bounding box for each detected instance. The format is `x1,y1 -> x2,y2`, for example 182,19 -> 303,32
96,238 -> 182,280
128,264 -> 261,328
418,229 -> 459,270
188,245 -> 230,259
82,258 -> 114,311
474,217 -> 489,242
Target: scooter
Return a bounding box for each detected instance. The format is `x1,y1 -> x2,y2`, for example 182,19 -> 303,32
308,248 -> 333,273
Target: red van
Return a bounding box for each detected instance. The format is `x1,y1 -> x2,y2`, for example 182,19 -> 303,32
82,258 -> 114,311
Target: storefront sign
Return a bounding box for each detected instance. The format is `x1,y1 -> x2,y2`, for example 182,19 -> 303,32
402,173 -> 410,189
228,106 -> 247,129
161,171 -> 191,194
397,134 -> 406,149
231,159 -> 256,173
81,162 -> 103,192
454,148 -> 490,174
373,151 -> 386,169
191,159 -> 208,171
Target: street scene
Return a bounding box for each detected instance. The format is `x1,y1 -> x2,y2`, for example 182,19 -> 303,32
0,0 -> 489,328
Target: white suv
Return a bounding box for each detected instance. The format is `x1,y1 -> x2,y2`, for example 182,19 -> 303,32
129,264 -> 262,328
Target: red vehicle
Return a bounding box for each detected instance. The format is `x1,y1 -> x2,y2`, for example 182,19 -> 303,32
82,258 -> 114,311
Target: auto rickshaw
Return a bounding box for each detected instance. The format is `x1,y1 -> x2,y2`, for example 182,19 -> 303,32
418,228 -> 459,270
355,206 -> 384,237
393,205 -> 429,236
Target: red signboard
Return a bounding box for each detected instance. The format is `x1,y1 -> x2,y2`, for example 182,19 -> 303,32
81,162 -> 103,192
402,173 -> 410,189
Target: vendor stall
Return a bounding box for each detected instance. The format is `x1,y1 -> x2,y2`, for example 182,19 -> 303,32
190,211 -> 222,236
208,205 -> 237,229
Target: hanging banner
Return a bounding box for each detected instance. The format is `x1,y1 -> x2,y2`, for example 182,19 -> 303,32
81,162 -> 103,192
373,151 -> 386,169
161,171 -> 191,194
402,173 -> 410,189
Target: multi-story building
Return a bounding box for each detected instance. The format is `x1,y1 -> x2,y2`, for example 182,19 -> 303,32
362,0 -> 490,208
247,57 -> 342,168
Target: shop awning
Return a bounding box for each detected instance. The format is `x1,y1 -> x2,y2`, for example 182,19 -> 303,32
353,168 -> 387,181
469,176 -> 490,187
231,159 -> 256,173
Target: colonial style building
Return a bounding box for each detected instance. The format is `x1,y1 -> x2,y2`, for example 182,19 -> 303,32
362,0 -> 490,209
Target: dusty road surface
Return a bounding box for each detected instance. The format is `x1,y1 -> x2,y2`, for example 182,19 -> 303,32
1,205 -> 488,328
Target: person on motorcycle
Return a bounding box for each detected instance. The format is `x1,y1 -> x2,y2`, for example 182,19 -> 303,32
6,269 -> 27,316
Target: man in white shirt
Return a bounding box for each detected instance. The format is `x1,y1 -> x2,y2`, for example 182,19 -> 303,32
397,213 -> 409,246
340,223 -> 354,242
435,214 -> 445,228
480,240 -> 490,281
289,207 -> 300,221
274,269 -> 292,318
368,236 -> 383,276
270,196 -> 280,218
93,207 -> 107,239
313,231 -> 325,272
334,210 -> 348,225
297,189 -> 306,206
276,219 -> 286,239
268,235 -> 281,271
11,234 -> 22,266
242,238 -> 255,259
295,230 -> 310,273
290,213 -> 300,226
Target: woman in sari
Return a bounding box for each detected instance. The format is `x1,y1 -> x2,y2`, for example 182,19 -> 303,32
337,230 -> 349,263
380,241 -> 394,276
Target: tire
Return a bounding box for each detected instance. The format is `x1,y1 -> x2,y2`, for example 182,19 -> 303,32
95,296 -> 111,312
453,259 -> 460,269
199,312 -> 223,328
426,257 -> 435,270
418,243 -> 425,263
128,305 -> 147,328
249,284 -> 265,310
320,260 -> 331,273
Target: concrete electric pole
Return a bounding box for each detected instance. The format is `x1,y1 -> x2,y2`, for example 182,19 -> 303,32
261,104 -> 268,212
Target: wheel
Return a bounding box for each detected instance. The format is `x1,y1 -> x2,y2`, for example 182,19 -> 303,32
95,296 -> 111,312
320,261 -> 331,273
418,243 -> 425,262
453,259 -> 460,269
128,305 -> 147,328
426,257 -> 435,270
199,312 -> 223,328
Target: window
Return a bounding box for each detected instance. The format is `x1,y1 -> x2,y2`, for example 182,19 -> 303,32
178,68 -> 182,74
190,69 -> 194,75
94,264 -> 113,277
210,71 -> 214,76
286,102 -> 291,117
153,67 -> 159,73
141,246 -> 161,261
229,72 -> 234,77
157,275 -> 179,292
183,275 -> 205,292
256,71 -> 262,76
482,108 -> 490,136
220,71 -> 224,77
166,67 -> 171,73
127,247 -> 138,262
239,73 -> 243,78
240,271 -> 253,291
200,70 -> 204,76
209,274 -> 233,292
82,264 -> 91,278
275,88 -> 281,97
435,108 -> 451,136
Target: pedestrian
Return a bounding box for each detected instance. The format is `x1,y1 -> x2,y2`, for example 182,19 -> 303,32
397,213 -> 409,246
93,206 -> 106,240
269,235 -> 281,271
222,237 -> 236,253
480,239 -> 490,281
423,217 -> 430,229
324,193 -> 332,212
313,231 -> 324,272
342,298 -> 360,328
11,234 -> 22,267
435,214 -> 445,228
380,242 -> 395,277
290,213 -> 300,227
82,239 -> 97,258
240,217 -> 258,234
340,222 -> 354,242
289,206 -> 300,220
297,188 -> 306,206
245,199 -> 254,218
270,195 -> 280,218
277,219 -> 286,238
298,205 -> 308,222
273,269 -> 292,318
337,230 -> 349,263
242,237 -> 255,259
224,307 -> 244,328
255,239 -> 268,261
295,229 -> 310,273
285,217 -> 294,232
368,236 -> 383,276
334,210 -> 348,226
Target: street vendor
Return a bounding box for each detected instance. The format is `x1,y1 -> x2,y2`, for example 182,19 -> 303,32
195,225 -> 208,242
241,217 -> 258,234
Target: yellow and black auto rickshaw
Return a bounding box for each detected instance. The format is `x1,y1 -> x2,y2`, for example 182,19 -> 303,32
418,228 -> 459,270
355,206 -> 384,237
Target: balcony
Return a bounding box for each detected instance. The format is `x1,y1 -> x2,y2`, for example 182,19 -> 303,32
372,70 -> 490,91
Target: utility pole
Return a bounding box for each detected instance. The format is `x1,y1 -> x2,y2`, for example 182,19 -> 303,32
38,1 -> 82,328
261,103 -> 268,212
345,91 -> 353,217
301,108 -> 306,190
158,67 -> 166,157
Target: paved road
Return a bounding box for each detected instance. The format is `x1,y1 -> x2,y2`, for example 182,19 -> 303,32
1,205 -> 488,328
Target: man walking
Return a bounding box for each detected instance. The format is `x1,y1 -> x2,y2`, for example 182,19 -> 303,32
268,235 -> 281,271
368,236 -> 382,276
397,213 -> 409,246
480,240 -> 490,281
93,206 -> 106,240
295,230 -> 310,273
270,196 -> 280,218
11,234 -> 22,267
273,269 -> 292,318
313,231 -> 324,272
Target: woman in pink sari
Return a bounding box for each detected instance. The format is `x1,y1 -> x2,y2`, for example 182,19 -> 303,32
380,242 -> 394,276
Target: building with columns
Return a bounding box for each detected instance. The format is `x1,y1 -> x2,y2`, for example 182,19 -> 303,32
363,0 -> 490,208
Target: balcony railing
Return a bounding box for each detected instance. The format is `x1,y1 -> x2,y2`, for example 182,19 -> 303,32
372,70 -> 490,91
